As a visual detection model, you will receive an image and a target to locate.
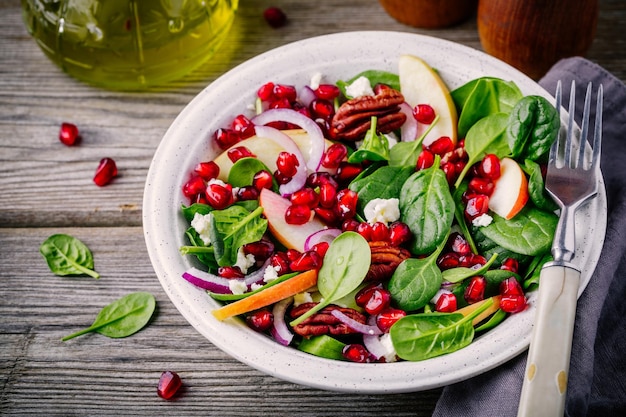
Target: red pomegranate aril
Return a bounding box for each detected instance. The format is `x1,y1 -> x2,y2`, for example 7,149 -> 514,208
315,84 -> 341,100
290,187 -> 319,209
157,371 -> 182,400
227,146 -> 255,163
93,157 -> 117,186
500,258 -> 519,273
479,154 -> 501,180
59,122 -> 80,146
231,114 -> 255,139
364,287 -> 392,315
335,189 -> 358,220
236,185 -> 259,201
342,218 -> 360,232
321,143 -> 348,169
500,294 -> 527,313
342,344 -> 371,363
468,177 -> 495,196
355,284 -> 381,306
427,136 -> 455,156
465,276 -> 487,304
182,176 -> 206,198
276,151 -> 300,178
269,97 -> 292,109
437,252 -> 460,270
218,266 -> 244,279
448,232 -> 471,255
465,195 -> 490,221
373,83 -> 392,94
194,161 -> 219,181
214,127 -> 240,149
435,293 -> 458,313
285,203 -> 312,225
273,84 -> 297,101
246,309 -> 274,332
310,98 -> 335,120
286,249 -> 301,262
205,183 -> 234,209
356,222 -> 373,241
389,222 -> 412,246
194,194 -> 208,205
318,182 -> 338,208
416,149 -> 435,170
376,308 -> 407,333
336,162 -> 362,183
310,241 -> 330,258
371,222 -> 390,242
243,240 -> 275,262
413,104 -> 436,124
263,6 -> 287,28
500,277 -> 524,297
290,250 -> 322,271
441,161 -> 457,185
257,82 -> 275,101
307,171 -> 337,188
274,169 -> 292,185
313,207 -> 338,224
252,170 -> 274,191
270,252 -> 290,275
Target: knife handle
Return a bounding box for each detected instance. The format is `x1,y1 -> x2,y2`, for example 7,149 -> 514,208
517,263 -> 580,417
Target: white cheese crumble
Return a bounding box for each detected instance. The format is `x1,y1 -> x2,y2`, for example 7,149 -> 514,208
191,212 -> 213,245
263,264 -> 280,283
472,213 -> 494,227
234,247 -> 256,274
309,72 -> 323,90
293,291 -> 314,307
345,76 -> 374,98
363,198 -> 400,225
378,333 -> 398,363
228,279 -> 248,295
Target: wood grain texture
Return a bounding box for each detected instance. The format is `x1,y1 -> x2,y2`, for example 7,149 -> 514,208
1,0 -> 624,415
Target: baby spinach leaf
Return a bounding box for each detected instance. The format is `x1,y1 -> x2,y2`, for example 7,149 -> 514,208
523,159 -> 558,212
451,77 -> 523,137
507,95 -> 560,162
441,253 -> 498,283
400,157 -> 455,255
180,227 -> 219,272
475,309 -> 507,332
348,117 -> 390,163
337,70 -> 400,98
290,232 -> 371,326
228,157 -> 277,191
349,165 -> 414,215
454,112 -> 511,187
40,234 -> 100,279
209,205 -> 268,267
62,292 -> 156,341
452,181 -> 478,254
389,115 -> 439,167
181,203 -> 212,222
390,297 -> 495,361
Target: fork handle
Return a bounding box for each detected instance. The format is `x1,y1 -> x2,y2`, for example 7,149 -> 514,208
517,263 -> 580,417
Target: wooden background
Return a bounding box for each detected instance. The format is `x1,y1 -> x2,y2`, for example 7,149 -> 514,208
1,0 -> 624,415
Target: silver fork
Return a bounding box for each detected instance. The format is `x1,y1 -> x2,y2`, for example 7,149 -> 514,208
517,81 -> 603,417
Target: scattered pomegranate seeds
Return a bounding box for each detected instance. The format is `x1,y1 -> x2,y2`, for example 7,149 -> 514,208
93,157 -> 118,186
263,6 -> 287,28
59,122 -> 80,146
157,370 -> 182,400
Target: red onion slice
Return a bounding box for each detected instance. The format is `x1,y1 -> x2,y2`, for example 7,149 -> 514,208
253,108 -> 325,171
303,228 -> 342,251
182,261 -> 270,295
399,102 -> 417,142
254,125 -> 307,196
271,296 -> 294,346
330,309 -> 382,336
298,85 -> 316,108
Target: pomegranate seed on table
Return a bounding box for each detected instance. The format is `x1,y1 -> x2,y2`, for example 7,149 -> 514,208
276,151 -> 300,177
194,161 -> 219,181
285,203 -> 312,225
464,276 -> 487,304
289,250 -> 322,271
342,344 -> 371,363
227,146 -> 255,163
93,157 -> 117,186
263,6 -> 288,28
416,149 -> 435,170
412,104 -> 436,124
205,183 -> 234,209
376,308 -> 407,333
321,143 -> 348,169
252,170 -> 274,190
479,153 -> 501,180
435,293 -> 458,313
59,122 -> 79,146
157,371 -> 182,400
246,309 -> 274,332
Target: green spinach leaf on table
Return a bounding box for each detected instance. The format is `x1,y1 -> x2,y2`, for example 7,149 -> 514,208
39,234 -> 100,279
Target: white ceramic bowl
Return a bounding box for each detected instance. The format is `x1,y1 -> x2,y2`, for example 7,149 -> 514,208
143,31 -> 607,393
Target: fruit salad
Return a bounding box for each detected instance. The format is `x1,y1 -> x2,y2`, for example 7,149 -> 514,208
178,54 -> 560,363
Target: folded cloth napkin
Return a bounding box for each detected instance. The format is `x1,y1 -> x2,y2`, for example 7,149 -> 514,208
433,57 -> 626,417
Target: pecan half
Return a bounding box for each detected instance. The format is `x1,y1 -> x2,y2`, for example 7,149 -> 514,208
330,88 -> 407,141
290,303 -> 366,337
366,241 -> 411,282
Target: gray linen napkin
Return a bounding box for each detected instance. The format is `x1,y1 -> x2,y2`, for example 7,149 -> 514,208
433,57 -> 626,417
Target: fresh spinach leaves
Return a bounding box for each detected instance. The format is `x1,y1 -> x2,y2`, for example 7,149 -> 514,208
348,117 -> 390,163
337,70 -> 400,98
210,205 -> 268,267
507,95 -> 560,162
523,159 -> 558,212
40,234 -> 100,279
228,157 -> 277,191
389,115 -> 439,167
349,165 -> 414,215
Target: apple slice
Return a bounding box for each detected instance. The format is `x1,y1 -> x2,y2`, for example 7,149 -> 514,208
488,158 -> 529,220
398,54 -> 458,147
259,188 -> 327,252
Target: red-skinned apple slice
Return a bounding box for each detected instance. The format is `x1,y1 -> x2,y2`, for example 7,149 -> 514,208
488,157 -> 529,220
259,188 -> 327,252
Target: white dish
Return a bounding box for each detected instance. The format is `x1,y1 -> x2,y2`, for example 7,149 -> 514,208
143,31 -> 607,393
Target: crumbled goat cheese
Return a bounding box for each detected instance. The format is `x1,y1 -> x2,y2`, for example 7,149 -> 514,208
363,198 -> 400,225
378,333 -> 398,363
263,265 -> 280,283
191,212 -> 213,245
234,247 -> 256,274
293,291 -> 314,307
472,213 -> 493,227
309,72 -> 323,90
346,76 -> 374,98
228,279 -> 248,295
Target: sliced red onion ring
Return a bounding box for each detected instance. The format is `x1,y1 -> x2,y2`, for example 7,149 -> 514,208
271,296 -> 294,346
254,125 -> 307,196
363,315 -> 392,361
330,309 -> 382,336
252,108 -> 325,171
298,85 -> 316,108
399,102 -> 417,142
182,260 -> 270,294
303,228 -> 342,251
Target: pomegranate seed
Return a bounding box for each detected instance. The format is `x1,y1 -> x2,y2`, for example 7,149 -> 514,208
236,185 -> 259,201
449,233 -> 471,255
285,203 -> 312,225
500,258 -> 519,273
246,309 -> 274,332
270,252 -> 290,275
371,222 -> 390,242
194,161 -> 219,181
315,84 -> 341,100
93,157 -> 117,186
356,222 -> 373,241
205,183 -> 234,209
269,97 -> 291,109
500,277 -> 524,296
310,241 -> 329,258
389,222 -> 412,246
435,293 -> 458,312
59,122 -> 79,146
243,240 -> 274,262
257,82 -> 275,101
335,162 -> 362,183
231,114 -> 255,139
218,266 -> 244,278
227,146 -> 255,163
464,276 -> 487,304
465,195 -> 490,221
182,176 -> 206,199
321,143 -> 348,169
335,189 -> 358,220
360,286 -> 392,315
355,283 -> 382,306
454,160 -> 468,176
157,371 -> 182,400
479,154 -> 501,180
412,104 -> 436,124
373,83 -> 392,94
276,151 -> 300,177
273,84 -> 297,101
500,294 -> 527,313
427,136 -> 455,156
290,250 -> 322,271
313,207 -> 338,224
310,98 -> 335,120
263,6 -> 287,28
214,128 -> 240,149
441,161 -> 457,185
342,219 -> 360,232
459,254 -> 487,268
306,171 -> 337,188
286,249 -> 301,262
468,177 -> 495,196
252,170 -> 274,191
376,308 -> 407,333
416,149 -> 435,170
318,182 -> 338,208
194,194 -> 208,205
342,344 -> 371,363
274,169 -> 292,185
437,252 -> 460,270
290,187 -> 319,208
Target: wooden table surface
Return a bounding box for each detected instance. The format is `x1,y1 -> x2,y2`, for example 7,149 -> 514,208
1,0 -> 624,415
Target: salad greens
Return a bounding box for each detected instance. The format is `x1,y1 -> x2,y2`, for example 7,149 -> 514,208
209,205 -> 267,267
40,234 -> 100,279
